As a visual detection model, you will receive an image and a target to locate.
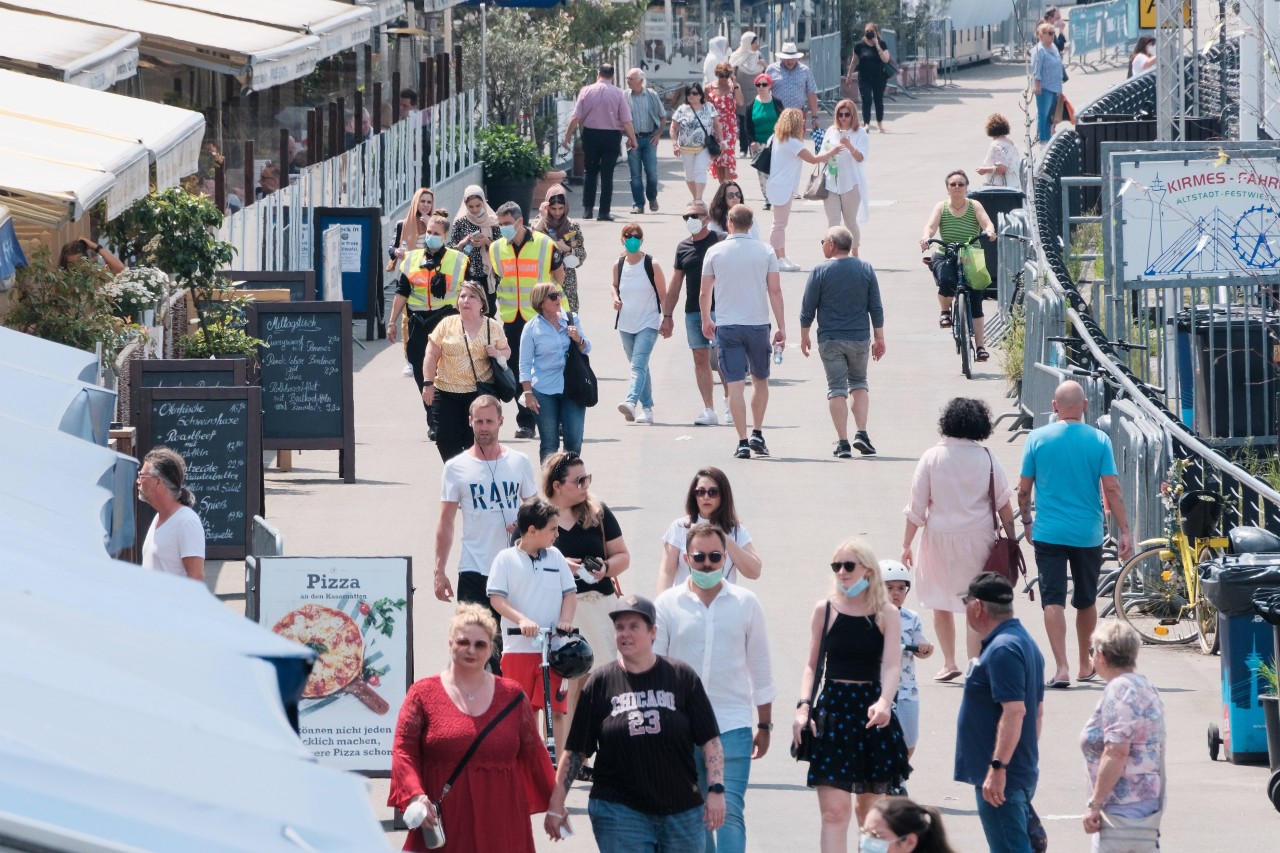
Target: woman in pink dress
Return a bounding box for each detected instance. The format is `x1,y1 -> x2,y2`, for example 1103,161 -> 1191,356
706,61 -> 741,182
901,398 -> 1016,681
390,603 -> 554,852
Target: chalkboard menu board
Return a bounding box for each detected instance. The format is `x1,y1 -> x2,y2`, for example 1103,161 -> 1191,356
137,386 -> 263,560
219,270 -> 316,302
129,359 -> 246,423
248,301 -> 355,483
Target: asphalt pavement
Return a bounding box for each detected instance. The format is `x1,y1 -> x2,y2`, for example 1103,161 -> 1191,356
207,55 -> 1278,850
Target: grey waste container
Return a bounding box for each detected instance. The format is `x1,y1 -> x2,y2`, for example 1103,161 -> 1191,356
1173,306 -> 1279,441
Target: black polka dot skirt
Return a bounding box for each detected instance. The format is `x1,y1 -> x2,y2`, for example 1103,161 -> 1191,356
806,681 -> 912,794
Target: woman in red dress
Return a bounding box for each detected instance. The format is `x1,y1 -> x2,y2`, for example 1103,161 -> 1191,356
390,603 -> 554,852
706,61 -> 741,182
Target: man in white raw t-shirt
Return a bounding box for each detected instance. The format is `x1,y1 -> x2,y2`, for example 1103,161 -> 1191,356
435,395 -> 539,670
700,203 -> 785,460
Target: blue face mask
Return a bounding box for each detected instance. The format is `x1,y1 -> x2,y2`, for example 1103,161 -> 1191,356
424,234 -> 444,251
624,236 -> 643,253
690,568 -> 724,589
859,834 -> 891,853
842,577 -> 869,598
499,224 -> 517,240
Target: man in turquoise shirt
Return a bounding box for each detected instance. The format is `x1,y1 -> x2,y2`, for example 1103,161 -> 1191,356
1017,381 -> 1133,688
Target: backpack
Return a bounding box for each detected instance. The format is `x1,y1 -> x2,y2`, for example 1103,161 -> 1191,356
613,254 -> 659,329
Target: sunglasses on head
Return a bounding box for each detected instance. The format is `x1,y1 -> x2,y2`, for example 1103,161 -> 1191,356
693,486 -> 720,498
689,550 -> 725,565
830,561 -> 861,573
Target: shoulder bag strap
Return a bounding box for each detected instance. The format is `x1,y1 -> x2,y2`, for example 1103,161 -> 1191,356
438,692 -> 525,802
461,319 -> 481,386
614,257 -> 624,329
808,602 -> 832,710
643,255 -> 659,307
985,449 -> 999,534
691,106 -> 711,141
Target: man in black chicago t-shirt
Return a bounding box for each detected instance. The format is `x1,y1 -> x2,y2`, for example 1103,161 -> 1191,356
662,200 -> 729,427
544,594 -> 724,849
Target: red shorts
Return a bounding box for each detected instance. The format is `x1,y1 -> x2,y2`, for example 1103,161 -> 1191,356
501,652 -> 567,714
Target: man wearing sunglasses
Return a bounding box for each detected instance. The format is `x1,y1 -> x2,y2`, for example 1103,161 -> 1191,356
654,523 -> 776,853
663,200 -> 728,426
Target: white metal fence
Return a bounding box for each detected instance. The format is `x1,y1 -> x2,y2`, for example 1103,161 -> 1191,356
220,89 -> 478,272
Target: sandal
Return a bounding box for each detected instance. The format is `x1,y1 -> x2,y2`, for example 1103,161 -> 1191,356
939,311 -> 953,328
975,346 -> 990,362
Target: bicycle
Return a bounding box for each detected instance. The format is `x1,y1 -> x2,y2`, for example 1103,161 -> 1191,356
925,234 -> 985,379
1112,490 -> 1228,653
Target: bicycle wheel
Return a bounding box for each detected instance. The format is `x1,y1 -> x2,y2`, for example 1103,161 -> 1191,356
1195,543 -> 1223,654
955,290 -> 972,378
1112,545 -> 1198,644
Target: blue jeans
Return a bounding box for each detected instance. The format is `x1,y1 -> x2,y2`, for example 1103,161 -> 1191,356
694,726 -> 753,853
588,799 -> 704,853
619,327 -> 659,408
975,784 -> 1036,853
531,389 -> 585,462
1035,90 -> 1060,141
628,134 -> 660,207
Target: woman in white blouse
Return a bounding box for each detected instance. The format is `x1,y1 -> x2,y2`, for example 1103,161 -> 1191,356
819,99 -> 870,256
671,83 -> 722,203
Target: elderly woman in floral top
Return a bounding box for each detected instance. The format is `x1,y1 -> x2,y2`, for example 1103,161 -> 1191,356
530,184 -> 587,312
1079,620 -> 1166,851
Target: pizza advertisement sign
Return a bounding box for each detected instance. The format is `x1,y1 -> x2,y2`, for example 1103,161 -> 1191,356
250,556 -> 414,775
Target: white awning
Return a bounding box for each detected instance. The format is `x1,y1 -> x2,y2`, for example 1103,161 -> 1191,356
0,9 -> 139,89
0,0 -> 322,91
0,113 -> 151,218
0,68 -> 206,196
0,153 -> 114,225
152,0 -> 372,57
352,0 -> 405,26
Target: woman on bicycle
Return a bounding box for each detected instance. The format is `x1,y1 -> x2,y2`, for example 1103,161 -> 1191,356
918,170 -> 996,361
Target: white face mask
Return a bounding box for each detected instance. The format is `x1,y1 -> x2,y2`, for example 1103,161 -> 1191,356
1145,45 -> 1155,56
685,217 -> 704,235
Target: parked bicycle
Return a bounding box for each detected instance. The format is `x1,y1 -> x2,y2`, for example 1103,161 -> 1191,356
925,234 -> 985,379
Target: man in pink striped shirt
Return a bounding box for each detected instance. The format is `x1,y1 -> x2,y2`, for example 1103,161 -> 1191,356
563,64 -> 638,222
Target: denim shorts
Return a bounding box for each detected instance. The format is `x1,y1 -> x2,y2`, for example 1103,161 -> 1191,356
715,324 -> 771,383
685,311 -> 715,350
818,338 -> 871,397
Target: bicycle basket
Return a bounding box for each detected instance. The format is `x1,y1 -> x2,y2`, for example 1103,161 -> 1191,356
1179,490 -> 1222,539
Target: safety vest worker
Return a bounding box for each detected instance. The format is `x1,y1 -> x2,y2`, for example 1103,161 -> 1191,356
490,207 -> 564,322
400,246 -> 468,311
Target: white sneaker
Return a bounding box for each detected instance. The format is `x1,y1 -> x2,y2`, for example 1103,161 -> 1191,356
402,363 -> 414,376
617,400 -> 637,422
723,405 -> 734,426
778,257 -> 802,272
693,407 -> 718,426
635,406 -> 654,425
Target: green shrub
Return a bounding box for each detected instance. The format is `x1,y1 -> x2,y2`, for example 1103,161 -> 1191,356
477,125 -> 550,182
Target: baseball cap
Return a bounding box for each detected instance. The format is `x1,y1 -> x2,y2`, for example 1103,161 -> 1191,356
609,594 -> 656,625
965,572 -> 1014,604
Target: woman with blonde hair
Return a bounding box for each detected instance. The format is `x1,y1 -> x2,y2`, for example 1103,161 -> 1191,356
793,538 -> 910,851
818,99 -> 870,254
766,108 -> 845,272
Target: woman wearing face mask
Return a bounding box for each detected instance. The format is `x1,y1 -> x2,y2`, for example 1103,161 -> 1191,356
656,467 -> 762,590
449,186 -> 501,314
708,180 -> 761,241
795,539 -> 910,852
1128,35 -> 1157,78
531,185 -> 587,313
388,211 -> 467,439
671,83 -> 721,203
729,33 -> 766,157
860,796 -> 957,853
611,224 -> 667,425
520,282 -> 592,462
819,99 -> 870,254
849,24 -> 892,133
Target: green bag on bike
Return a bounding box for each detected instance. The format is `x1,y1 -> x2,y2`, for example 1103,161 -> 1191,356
960,243 -> 992,290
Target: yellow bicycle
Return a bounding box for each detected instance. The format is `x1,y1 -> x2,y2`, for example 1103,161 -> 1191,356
1113,490 -> 1228,653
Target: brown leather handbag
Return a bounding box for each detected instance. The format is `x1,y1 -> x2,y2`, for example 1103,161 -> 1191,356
982,450 -> 1032,598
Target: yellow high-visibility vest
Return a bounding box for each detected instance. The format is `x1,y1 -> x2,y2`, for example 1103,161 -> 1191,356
489,230 -> 555,322
400,247 -> 468,311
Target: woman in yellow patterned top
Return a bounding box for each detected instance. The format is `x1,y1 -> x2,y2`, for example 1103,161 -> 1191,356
422,282 -> 512,461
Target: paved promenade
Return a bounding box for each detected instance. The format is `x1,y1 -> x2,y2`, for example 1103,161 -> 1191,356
209,56 -> 1278,849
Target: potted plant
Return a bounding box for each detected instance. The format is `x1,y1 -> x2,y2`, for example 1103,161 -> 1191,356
477,125 -> 551,217
1261,660 -> 1280,774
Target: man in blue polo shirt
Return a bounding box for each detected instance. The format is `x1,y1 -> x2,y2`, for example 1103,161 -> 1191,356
955,572 -> 1045,853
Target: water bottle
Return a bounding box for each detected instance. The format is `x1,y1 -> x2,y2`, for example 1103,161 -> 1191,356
772,343 -> 784,365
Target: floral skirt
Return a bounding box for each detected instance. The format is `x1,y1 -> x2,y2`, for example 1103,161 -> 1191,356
806,681 -> 912,794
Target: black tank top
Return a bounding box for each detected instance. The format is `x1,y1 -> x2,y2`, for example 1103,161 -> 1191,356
824,611 -> 883,682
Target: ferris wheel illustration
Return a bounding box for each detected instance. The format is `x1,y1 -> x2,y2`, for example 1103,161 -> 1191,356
1230,204 -> 1280,269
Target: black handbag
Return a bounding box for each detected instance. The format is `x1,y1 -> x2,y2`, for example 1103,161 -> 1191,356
791,602 -> 832,762
464,319 -> 518,403
751,140 -> 772,174
561,311 -> 599,408
692,108 -> 722,157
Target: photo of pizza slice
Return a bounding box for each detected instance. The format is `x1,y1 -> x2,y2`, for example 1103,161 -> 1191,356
273,604 -> 365,699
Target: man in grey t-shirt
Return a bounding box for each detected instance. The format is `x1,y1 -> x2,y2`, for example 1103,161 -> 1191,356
799,226 -> 885,458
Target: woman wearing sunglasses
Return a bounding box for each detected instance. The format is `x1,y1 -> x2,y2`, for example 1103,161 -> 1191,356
794,539 -> 910,851
818,99 -> 870,255
656,467 -> 762,590
708,180 -> 761,241
519,282 -> 592,462
743,74 -> 783,210
918,169 -> 996,358
541,450 -> 632,764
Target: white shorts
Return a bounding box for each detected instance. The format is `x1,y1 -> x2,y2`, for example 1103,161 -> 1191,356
681,149 -> 711,183
572,591 -> 617,672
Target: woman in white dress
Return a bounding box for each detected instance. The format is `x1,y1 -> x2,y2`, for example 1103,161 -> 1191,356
656,467 -> 762,590
818,99 -> 870,255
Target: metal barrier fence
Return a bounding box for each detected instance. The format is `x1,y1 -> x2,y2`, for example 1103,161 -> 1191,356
808,32 -> 841,97
219,92 -> 477,272
1066,0 -> 1139,71
1012,40 -> 1280,542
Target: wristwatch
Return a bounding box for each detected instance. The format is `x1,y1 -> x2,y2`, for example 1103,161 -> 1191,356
707,783 -> 726,795
796,699 -> 812,709
990,759 -> 1006,771
757,722 -> 774,732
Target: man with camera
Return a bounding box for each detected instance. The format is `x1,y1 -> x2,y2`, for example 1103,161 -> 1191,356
654,522 -> 776,853
388,211 -> 469,438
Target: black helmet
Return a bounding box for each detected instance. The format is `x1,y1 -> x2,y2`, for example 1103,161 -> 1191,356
549,634 -> 594,679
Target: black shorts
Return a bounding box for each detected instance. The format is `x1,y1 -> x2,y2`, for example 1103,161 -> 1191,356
1033,542 -> 1103,609
931,256 -> 988,317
